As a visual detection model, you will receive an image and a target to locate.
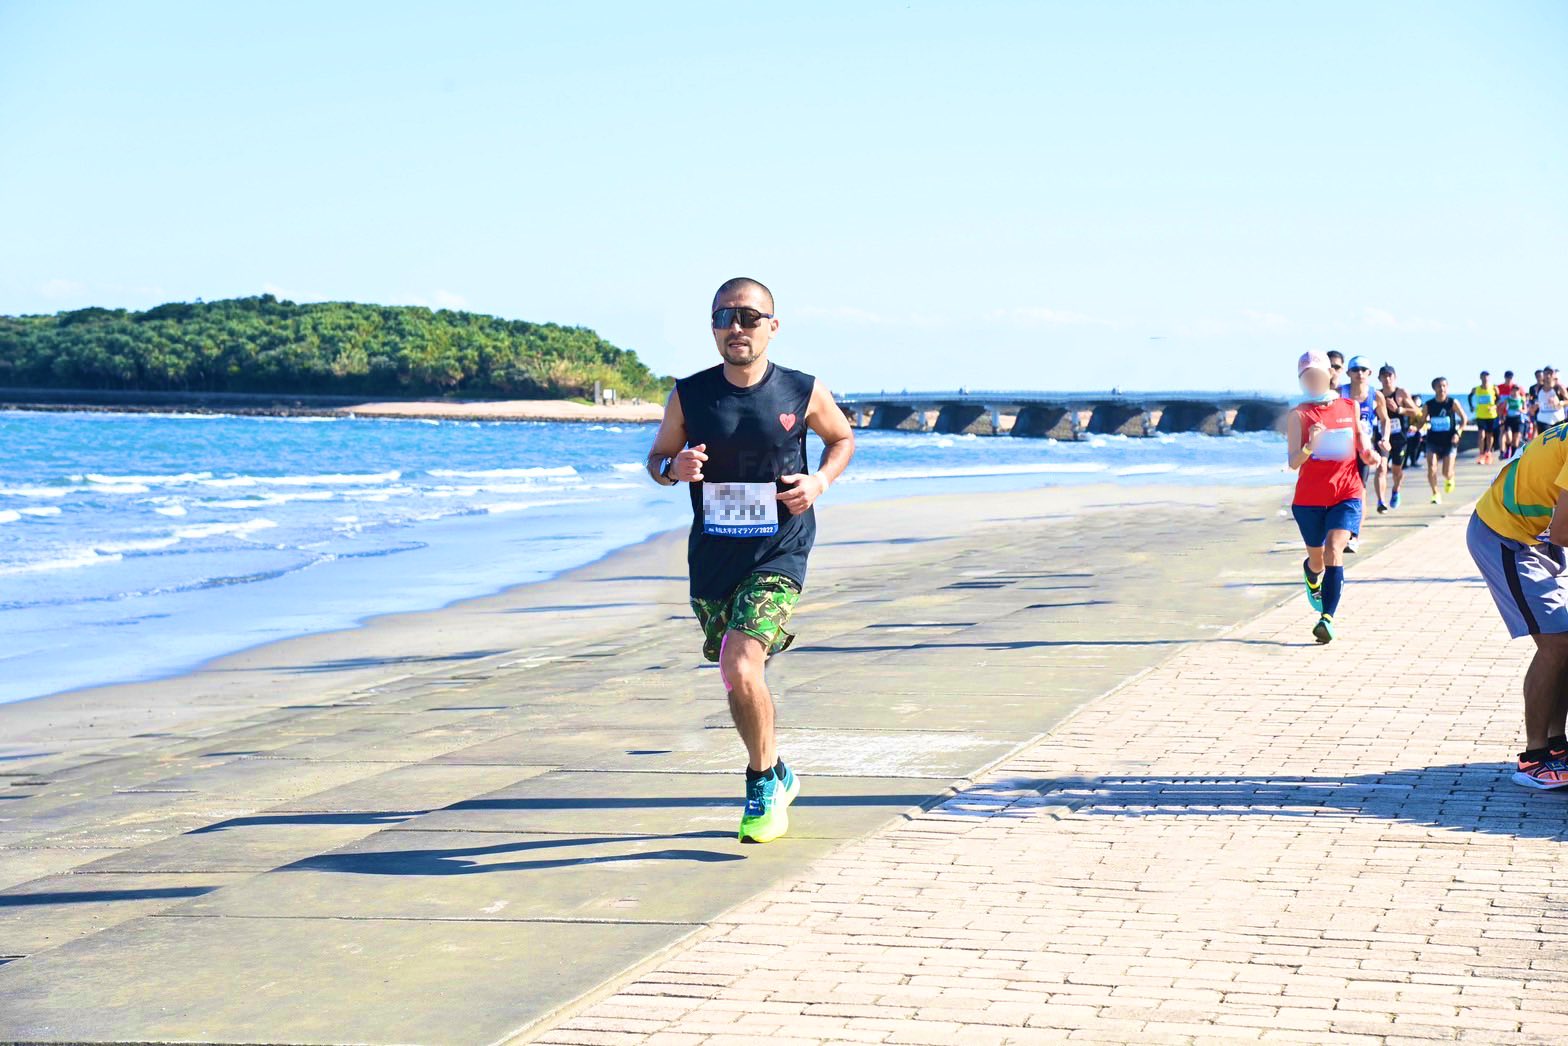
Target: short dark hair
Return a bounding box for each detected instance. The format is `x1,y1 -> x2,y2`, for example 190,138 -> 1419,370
1378,364 -> 1396,378
1326,350 -> 1345,364
1432,376 -> 1446,390
1505,370 -> 1515,378
712,277 -> 774,312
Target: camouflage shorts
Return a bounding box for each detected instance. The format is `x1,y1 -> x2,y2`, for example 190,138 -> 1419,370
691,572 -> 801,663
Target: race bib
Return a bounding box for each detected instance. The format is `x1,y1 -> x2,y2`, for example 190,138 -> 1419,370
702,482 -> 779,537
1429,415 -> 1451,432
1313,426 -> 1355,461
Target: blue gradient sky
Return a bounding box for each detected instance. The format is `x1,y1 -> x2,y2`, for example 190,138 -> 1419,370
2,1 -> 1563,393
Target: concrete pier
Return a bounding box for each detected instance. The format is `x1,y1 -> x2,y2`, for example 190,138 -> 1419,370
839,390 -> 1290,439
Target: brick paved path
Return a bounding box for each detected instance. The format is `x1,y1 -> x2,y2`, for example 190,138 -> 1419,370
536,510 -> 1568,1045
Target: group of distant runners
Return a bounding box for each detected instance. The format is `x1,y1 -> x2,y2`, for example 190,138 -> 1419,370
1288,349 -> 1568,791
644,282 -> 1568,845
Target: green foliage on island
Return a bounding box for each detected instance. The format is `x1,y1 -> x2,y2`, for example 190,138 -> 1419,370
0,295 -> 672,401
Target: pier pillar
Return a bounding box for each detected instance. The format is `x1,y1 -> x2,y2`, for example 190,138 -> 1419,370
1087,403 -> 1154,437
935,403 -> 1001,435
1011,404 -> 1080,439
1231,400 -> 1292,434
872,404 -> 929,431
1156,400 -> 1232,436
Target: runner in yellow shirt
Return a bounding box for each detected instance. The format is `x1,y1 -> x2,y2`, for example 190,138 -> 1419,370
1469,371 -> 1501,465
1468,422 -> 1568,788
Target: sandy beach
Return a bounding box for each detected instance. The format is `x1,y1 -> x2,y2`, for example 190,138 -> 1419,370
0,476 -> 1474,1043
341,399 -> 665,424
0,391 -> 667,424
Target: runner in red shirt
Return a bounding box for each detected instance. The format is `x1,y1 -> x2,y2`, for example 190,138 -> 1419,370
1288,350 -> 1383,644
1497,370 -> 1524,460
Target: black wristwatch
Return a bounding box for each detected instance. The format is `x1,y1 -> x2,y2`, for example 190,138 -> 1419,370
659,457 -> 677,484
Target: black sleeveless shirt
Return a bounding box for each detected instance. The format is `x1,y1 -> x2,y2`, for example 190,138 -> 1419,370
675,361 -> 816,599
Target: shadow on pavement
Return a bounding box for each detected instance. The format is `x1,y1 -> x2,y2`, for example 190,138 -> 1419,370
259,649 -> 510,674
191,811 -> 427,833
281,830 -> 744,875
0,886 -> 218,907
954,764 -> 1568,840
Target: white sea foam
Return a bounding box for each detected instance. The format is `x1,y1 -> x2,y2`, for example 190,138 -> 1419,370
0,485 -> 77,498
85,483 -> 151,495
199,470 -> 401,488
76,472 -> 213,485
0,510 -> 19,524
19,506 -> 62,517
173,519 -> 279,539
204,491 -> 337,509
611,462 -> 645,473
0,548 -> 123,576
1114,464 -> 1181,476
96,536 -> 182,553
481,498 -> 578,514
153,504 -> 188,516
426,466 -> 579,480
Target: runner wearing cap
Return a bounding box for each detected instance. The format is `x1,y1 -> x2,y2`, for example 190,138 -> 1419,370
1422,377 -> 1466,503
1469,371 -> 1501,465
1467,422 -> 1568,788
1378,364 -> 1419,508
1338,356 -> 1390,527
1535,367 -> 1566,431
1289,350 -> 1382,644
1498,370 -> 1525,461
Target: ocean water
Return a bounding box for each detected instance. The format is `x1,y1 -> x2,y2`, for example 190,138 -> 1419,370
0,409 -> 1290,703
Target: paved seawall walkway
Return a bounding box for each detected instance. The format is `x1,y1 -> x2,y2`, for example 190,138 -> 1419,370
539,506 -> 1568,1045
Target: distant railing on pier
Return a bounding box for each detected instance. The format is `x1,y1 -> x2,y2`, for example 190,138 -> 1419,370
833,389 -> 1294,439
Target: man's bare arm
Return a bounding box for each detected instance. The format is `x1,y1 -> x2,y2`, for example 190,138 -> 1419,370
777,380 -> 856,515
807,380 -> 855,485
646,389 -> 688,486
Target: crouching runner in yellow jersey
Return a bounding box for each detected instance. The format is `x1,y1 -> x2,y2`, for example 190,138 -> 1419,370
1468,421 -> 1568,789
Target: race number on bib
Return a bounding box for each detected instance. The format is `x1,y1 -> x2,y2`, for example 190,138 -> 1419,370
702,482 -> 779,537
1428,415 -> 1451,432
1312,426 -> 1355,461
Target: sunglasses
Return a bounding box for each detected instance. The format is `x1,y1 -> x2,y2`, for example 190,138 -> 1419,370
712,307 -> 774,330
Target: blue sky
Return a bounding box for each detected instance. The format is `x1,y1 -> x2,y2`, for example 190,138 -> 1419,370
1,1 -> 1563,394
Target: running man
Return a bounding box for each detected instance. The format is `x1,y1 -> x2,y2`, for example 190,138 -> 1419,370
1326,350 -> 1346,390
1377,364 -> 1419,508
1467,422 -> 1568,788
1289,350 -> 1382,644
1535,367 -> 1566,432
1498,370 -> 1526,460
1469,370 -> 1501,465
646,277 -> 855,843
1422,377 -> 1466,503
1339,356 -> 1390,528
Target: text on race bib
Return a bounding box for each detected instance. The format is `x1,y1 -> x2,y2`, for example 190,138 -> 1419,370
1428,415 -> 1451,432
702,482 -> 780,538
1312,426 -> 1355,461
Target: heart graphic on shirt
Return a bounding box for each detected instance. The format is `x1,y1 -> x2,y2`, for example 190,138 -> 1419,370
778,412 -> 797,431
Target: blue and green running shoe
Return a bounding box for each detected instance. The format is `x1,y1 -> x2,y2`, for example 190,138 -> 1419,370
1313,614 -> 1336,645
1302,559 -> 1323,613
738,761 -> 800,844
